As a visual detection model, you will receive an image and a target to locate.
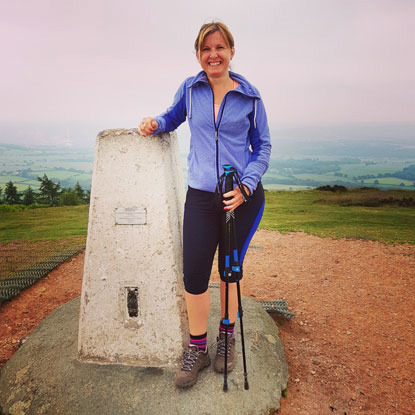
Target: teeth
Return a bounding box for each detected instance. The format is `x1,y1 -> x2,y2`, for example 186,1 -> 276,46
209,62 -> 221,66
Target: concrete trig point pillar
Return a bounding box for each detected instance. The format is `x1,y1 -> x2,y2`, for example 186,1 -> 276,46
77,129 -> 187,368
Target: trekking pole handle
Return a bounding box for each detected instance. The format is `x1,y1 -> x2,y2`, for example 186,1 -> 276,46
223,165 -> 235,194
222,164 -> 250,202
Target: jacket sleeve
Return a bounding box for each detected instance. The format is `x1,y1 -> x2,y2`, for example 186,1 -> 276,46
152,79 -> 188,135
241,98 -> 272,193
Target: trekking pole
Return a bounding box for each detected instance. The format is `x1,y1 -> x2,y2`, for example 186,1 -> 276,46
236,279 -> 249,390
221,165 -> 249,391
222,166 -> 233,392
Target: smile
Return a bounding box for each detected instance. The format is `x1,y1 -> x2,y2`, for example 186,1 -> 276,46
208,62 -> 221,66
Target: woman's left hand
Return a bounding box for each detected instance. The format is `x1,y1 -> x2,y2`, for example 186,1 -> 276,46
223,185 -> 250,212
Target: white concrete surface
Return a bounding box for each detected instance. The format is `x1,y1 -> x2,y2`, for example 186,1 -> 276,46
77,129 -> 187,368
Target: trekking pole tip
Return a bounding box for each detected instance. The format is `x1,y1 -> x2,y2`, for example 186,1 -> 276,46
244,380 -> 249,390
223,382 -> 228,392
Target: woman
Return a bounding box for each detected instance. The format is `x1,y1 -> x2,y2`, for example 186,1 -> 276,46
138,21 -> 271,388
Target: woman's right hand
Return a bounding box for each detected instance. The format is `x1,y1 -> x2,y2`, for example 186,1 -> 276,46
138,117 -> 158,136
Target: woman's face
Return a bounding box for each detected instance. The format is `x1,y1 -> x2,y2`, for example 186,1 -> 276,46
197,31 -> 234,79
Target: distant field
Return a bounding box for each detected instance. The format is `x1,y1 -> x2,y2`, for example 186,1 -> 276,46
262,184 -> 310,191
266,157 -> 415,190
1,141 -> 415,194
0,176 -> 40,191
295,173 -> 339,182
363,177 -> 413,186
0,144 -> 93,191
29,170 -> 82,180
339,160 -> 409,177
0,172 -> 91,191
1,190 -> 414,245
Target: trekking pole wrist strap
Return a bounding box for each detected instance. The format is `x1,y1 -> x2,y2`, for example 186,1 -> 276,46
215,168 -> 251,203
234,174 -> 251,203
239,183 -> 250,203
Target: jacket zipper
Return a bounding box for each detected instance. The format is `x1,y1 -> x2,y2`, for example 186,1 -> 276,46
211,87 -> 230,183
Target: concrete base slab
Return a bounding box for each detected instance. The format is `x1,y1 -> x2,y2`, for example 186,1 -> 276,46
0,288 -> 288,415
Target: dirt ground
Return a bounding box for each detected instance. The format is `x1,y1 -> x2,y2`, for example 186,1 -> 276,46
1,229 -> 414,414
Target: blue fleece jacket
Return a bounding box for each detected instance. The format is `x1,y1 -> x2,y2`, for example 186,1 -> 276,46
153,70 -> 271,194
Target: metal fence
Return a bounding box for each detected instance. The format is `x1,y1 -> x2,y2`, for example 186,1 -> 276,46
1,243 -> 294,319
208,283 -> 294,319
0,239 -> 85,303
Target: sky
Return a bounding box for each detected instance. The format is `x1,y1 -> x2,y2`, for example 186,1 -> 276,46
1,0 -> 415,143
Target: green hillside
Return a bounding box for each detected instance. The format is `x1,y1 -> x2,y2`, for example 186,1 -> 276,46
262,188 -> 415,244
1,189 -> 414,245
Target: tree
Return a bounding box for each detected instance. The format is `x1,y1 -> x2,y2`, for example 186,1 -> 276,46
0,186 -> 2,203
37,174 -> 61,206
22,186 -> 36,205
59,189 -> 82,206
74,182 -> 85,202
5,181 -> 20,204
85,189 -> 91,204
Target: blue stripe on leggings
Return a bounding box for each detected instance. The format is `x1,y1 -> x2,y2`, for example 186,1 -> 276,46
239,200 -> 265,265
233,249 -> 238,262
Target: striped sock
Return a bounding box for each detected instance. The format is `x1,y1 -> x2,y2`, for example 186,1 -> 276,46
219,319 -> 235,337
190,332 -> 207,351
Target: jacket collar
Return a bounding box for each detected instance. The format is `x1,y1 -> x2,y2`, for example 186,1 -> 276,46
188,71 -> 260,99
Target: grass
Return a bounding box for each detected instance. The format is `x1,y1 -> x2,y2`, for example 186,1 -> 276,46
261,189 -> 415,244
315,188 -> 415,207
0,189 -> 414,247
0,205 -> 89,243
0,205 -> 89,281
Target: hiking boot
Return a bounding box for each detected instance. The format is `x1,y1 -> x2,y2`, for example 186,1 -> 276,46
174,345 -> 211,388
214,332 -> 236,373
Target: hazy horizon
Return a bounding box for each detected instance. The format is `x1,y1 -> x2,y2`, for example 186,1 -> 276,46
1,121 -> 414,150
2,0 -> 414,139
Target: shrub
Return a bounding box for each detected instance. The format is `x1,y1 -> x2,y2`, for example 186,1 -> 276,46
0,203 -> 49,212
59,190 -> 82,206
0,204 -> 26,212
316,185 -> 348,192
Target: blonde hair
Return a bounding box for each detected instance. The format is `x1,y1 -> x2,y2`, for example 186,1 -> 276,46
194,21 -> 235,54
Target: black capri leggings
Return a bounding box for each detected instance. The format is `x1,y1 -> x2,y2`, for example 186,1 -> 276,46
183,182 -> 265,295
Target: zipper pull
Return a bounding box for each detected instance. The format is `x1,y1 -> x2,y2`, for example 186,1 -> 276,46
215,130 -> 218,141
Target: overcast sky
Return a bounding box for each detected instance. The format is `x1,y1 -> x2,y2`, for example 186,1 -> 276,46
1,0 -> 414,133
